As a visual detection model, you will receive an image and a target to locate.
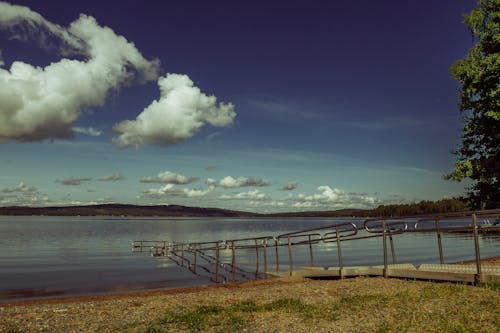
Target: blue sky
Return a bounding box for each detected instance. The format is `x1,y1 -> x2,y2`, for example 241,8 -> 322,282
0,0 -> 475,212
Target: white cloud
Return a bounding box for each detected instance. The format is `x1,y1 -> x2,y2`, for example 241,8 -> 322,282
140,171 -> 198,184
140,184 -> 175,198
113,73 -> 236,147
72,127 -> 102,137
281,181 -> 298,191
0,194 -> 17,203
182,188 -> 211,198
298,185 -> 343,202
257,200 -> 286,208
219,189 -> 267,200
0,195 -> 50,206
99,172 -> 124,181
206,176 -> 271,188
62,197 -> 114,206
0,2 -> 83,54
1,181 -> 38,195
0,181 -> 49,206
140,184 -> 211,199
0,2 -> 159,142
55,176 -> 92,186
292,201 -> 318,209
292,185 -> 379,209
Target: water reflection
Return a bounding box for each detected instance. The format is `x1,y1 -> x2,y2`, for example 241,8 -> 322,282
0,216 -> 498,301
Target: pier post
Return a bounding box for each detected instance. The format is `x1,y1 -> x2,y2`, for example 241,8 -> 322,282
263,239 -> 268,278
231,240 -> 236,282
435,219 -> 444,264
335,226 -> 343,278
288,236 -> 293,276
472,214 -> 482,284
275,238 -> 280,274
181,243 -> 185,266
308,234 -> 314,266
255,239 -> 260,278
215,241 -> 220,283
193,250 -> 197,274
389,233 -> 396,264
382,220 -> 388,278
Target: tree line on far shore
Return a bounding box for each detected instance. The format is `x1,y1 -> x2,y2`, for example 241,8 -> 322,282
368,198 -> 469,217
264,198 -> 471,218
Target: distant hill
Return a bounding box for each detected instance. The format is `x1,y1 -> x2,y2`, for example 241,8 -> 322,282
0,198 -> 469,217
0,204 -> 257,217
0,204 -> 369,218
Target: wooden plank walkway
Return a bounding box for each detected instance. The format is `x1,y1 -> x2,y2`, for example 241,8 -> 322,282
290,263 -> 500,284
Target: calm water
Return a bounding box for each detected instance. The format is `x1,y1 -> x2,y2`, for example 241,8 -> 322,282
0,216 -> 498,302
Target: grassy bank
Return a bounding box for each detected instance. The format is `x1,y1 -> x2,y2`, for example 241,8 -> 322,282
1,276 -> 498,333
140,282 -> 498,333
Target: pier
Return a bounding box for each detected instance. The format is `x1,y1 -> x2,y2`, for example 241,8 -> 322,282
133,210 -> 500,285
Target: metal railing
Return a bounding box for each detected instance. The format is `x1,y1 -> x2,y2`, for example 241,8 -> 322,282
362,209 -> 500,282
133,209 -> 500,285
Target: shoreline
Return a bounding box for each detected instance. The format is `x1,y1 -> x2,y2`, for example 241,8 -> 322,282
0,277 -> 292,307
2,256 -> 498,308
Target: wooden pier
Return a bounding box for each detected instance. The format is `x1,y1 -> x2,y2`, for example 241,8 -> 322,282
294,263 -> 500,284
133,209 -> 500,285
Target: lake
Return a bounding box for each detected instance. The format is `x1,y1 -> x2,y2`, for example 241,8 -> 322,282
0,216 -> 498,302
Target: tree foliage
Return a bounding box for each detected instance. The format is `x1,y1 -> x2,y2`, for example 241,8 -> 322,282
447,0 -> 500,209
371,198 -> 469,217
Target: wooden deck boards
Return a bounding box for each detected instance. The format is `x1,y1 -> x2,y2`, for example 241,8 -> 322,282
283,263 -> 500,284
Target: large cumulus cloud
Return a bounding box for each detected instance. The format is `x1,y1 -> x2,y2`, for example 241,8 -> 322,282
0,2 -> 159,142
113,74 -> 236,147
0,2 -> 235,146
0,1 -> 83,54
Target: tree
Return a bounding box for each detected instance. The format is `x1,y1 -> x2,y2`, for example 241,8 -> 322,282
446,0 -> 500,209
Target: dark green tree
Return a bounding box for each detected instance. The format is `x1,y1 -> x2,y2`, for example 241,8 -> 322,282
447,0 -> 500,209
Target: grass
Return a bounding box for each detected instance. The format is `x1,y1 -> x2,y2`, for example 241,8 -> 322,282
1,278 -> 497,332
140,282 -> 499,333
159,304 -> 236,331
147,298 -> 319,332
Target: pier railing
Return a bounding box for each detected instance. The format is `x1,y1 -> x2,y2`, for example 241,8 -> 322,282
362,209 -> 500,282
133,209 -> 500,285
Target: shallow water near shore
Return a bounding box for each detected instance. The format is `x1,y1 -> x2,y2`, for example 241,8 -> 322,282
0,216 -> 498,302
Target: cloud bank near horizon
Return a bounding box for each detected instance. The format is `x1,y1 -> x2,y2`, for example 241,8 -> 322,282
291,185 -> 379,209
140,184 -> 211,199
1,181 -> 38,195
206,176 -> 271,188
140,170 -> 198,185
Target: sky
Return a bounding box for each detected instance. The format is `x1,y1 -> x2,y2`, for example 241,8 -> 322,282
0,0 -> 477,213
